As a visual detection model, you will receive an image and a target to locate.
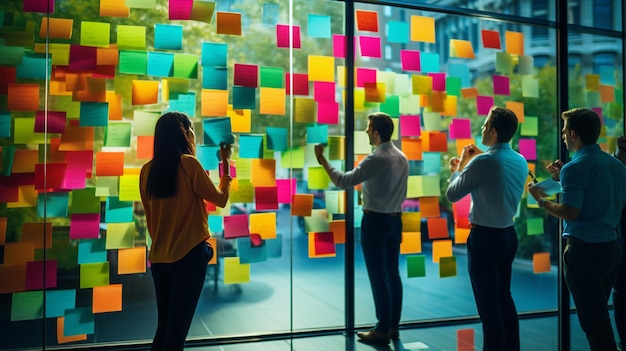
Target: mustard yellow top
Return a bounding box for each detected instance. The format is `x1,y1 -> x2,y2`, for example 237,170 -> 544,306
139,154 -> 231,263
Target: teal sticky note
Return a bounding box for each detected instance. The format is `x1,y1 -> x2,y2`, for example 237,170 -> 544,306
196,145 -> 219,170
105,121 -> 132,147
239,134 -> 264,158
11,291 -> 44,321
78,238 -> 107,264
307,14 -> 331,39
387,21 -> 409,43
119,50 -> 147,75
232,86 -> 256,110
173,53 -> 198,79
379,95 -> 400,117
260,67 -> 284,88
70,188 -> 101,214
448,63 -> 471,87
423,152 -> 441,174
266,127 -> 287,151
147,52 -> 174,77
79,102 -> 109,127
203,66 -> 227,90
407,255 -> 426,278
201,42 -> 227,67
420,52 -> 440,73
446,77 -> 462,97
208,215 -> 223,234
154,24 -> 183,50
167,91 -> 196,116
306,124 -> 328,144
105,196 -> 133,223
202,117 -> 232,145
266,233 -> 283,258
37,192 -> 69,218
236,237 -> 268,263
439,256 -> 457,278
16,53 -> 49,80
45,289 -> 76,318
599,66 -> 616,85
262,2 -> 279,26
64,307 -> 95,336
1,145 -> 15,176
0,111 -> 11,137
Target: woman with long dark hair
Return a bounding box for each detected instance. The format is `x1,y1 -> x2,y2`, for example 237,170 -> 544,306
139,112 -> 232,351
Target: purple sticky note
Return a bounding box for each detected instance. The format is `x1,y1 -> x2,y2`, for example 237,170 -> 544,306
314,232 -> 336,255
356,68 -> 376,87
169,0 -> 193,20
400,50 -> 420,72
25,260 -> 57,290
493,75 -> 510,95
359,36 -> 381,58
224,214 -> 250,239
476,95 -> 495,116
317,101 -> 339,124
23,0 -> 55,13
70,213 -> 100,240
400,115 -> 421,137
450,118 -> 471,139
276,178 -> 296,204
518,138 -> 537,160
429,73 -> 446,92
314,81 -> 335,102
276,24 -> 301,49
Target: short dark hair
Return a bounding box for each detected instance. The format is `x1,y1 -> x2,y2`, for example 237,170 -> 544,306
561,108 -> 601,145
368,112 -> 394,142
489,106 -> 519,143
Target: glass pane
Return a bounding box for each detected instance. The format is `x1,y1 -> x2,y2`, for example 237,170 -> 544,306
382,0 -> 555,20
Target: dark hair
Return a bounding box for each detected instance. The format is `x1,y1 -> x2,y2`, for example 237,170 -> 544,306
146,112 -> 195,198
368,112 -> 394,142
561,108 -> 601,145
489,106 -> 519,143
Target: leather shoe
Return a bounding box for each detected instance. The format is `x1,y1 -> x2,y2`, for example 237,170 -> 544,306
389,328 -> 399,340
357,330 -> 390,346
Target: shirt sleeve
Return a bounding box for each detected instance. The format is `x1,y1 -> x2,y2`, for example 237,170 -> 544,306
183,157 -> 232,208
327,154 -> 380,189
446,157 -> 482,202
560,163 -> 584,210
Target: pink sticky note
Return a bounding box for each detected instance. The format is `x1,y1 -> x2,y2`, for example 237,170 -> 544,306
493,75 -> 510,95
518,138 -> 537,160
250,234 -> 263,247
70,213 -> 100,240
224,214 -> 250,239
276,178 -> 296,204
592,107 -> 604,124
317,102 -> 339,124
450,118 -> 471,139
65,150 -> 94,177
25,260 -> 57,290
400,50 -> 420,72
429,73 -> 446,92
359,36 -> 381,58
219,163 -> 236,178
169,0 -> 193,20
356,68 -> 376,87
314,81 -> 335,102
254,186 -> 279,211
476,95 -> 494,116
233,64 -> 258,87
23,0 -> 55,13
276,24 -> 301,49
314,232 -> 336,255
61,165 -> 87,190
332,34 -> 346,58
400,115 -> 421,137
35,111 -> 66,134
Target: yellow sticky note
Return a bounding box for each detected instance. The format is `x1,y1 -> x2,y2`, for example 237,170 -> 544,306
80,21 -> 111,48
432,239 -> 452,263
118,174 -> 140,201
450,39 -> 475,59
228,105 -> 251,133
250,159 -> 276,187
132,80 -> 159,105
224,257 -> 250,284
402,212 -> 421,232
407,175 -> 441,198
99,0 -> 130,17
116,25 -> 146,50
412,75 -> 433,95
585,74 -> 601,91
294,98 -> 315,123
307,166 -> 331,190
400,232 -> 422,254
50,43 -> 70,66
259,87 -> 285,115
234,158 -> 251,179
410,16 -> 435,43
280,147 -> 305,169
202,89 -> 228,117
249,212 -> 277,239
117,247 -> 146,275
230,179 -> 254,203
308,55 -> 335,82
455,228 -> 470,244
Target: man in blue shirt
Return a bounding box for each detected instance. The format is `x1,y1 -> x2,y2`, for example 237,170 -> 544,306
315,112 -> 409,346
446,106 -> 528,351
529,108 -> 626,351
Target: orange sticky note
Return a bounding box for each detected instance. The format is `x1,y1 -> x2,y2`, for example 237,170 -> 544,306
57,317 -> 88,344
427,217 -> 449,239
92,284 -> 122,313
421,131 -> 448,152
136,136 -> 154,160
410,16 -> 435,43
97,46 -> 119,66
292,194 -> 314,216
40,17 -> 73,39
457,328 -> 475,351
506,101 -> 525,123
216,12 -> 242,35
12,149 -> 39,173
400,232 -> 422,254
59,124 -> 95,151
533,252 -> 551,273
72,76 -> 107,102
455,139 -> 474,157
481,29 -> 501,49
600,85 -> 615,103
329,220 -> 346,244
402,138 -> 423,161
99,0 -> 130,17
429,91 -> 445,112
454,228 -> 470,244
131,80 -> 159,105
21,222 -> 53,249
96,152 -> 124,176
8,84 -> 40,111
355,10 -> 379,32
202,89 -> 228,117
250,159 -> 276,187
420,197 -> 440,218
461,87 -> 479,99
450,39 -> 475,59
4,242 -> 36,265
364,82 -> 386,103
207,237 -> 217,264
505,31 -> 524,55
259,87 -> 285,115
117,247 -> 146,274
0,264 -> 26,294
106,91 -> 122,120
432,239 -> 452,263
0,217 -> 7,245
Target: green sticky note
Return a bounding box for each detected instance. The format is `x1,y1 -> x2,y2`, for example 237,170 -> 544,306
80,262 -> 110,289
280,147 -> 305,169
14,117 -> 46,144
230,179 -> 254,203
80,21 -> 111,48
380,95 -> 400,117
105,121 -> 132,147
439,256 -> 457,278
105,222 -> 135,249
407,175 -> 441,198
0,44 -> 24,65
527,217 -> 544,236
132,110 -> 160,136
71,188 -> 101,214
173,53 -> 198,79
407,255 -> 426,278
446,77 -> 462,97
119,50 -> 147,75
95,176 -> 119,197
522,76 -> 539,98
495,51 -> 514,75
260,67 -> 284,88
51,95 -> 80,118
117,25 -> 146,50
520,116 -> 538,136
11,291 -> 44,321
307,166 -> 331,190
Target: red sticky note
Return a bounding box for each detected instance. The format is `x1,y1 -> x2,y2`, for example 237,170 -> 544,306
25,260 -> 57,290
95,152 -> 124,176
34,111 -> 66,133
23,0 -> 55,13
457,328 -> 475,351
481,29 -> 501,49
254,186 -> 279,211
276,24 -> 301,49
355,10 -> 379,32
314,232 -> 336,255
427,217 -> 449,239
35,163 -> 66,191
286,73 -> 309,95
224,214 -> 250,239
0,67 -> 17,95
8,84 -> 40,111
234,64 -> 258,87
429,73 -> 446,92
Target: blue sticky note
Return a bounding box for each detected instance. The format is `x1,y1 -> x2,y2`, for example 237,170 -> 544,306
0,111 -> 11,137
236,237 -> 268,263
266,127 -> 287,151
202,66 -> 227,90
37,192 -> 69,218
196,145 -> 220,170
78,239 -> 107,264
232,86 -> 256,110
448,63 -> 471,88
45,290 -> 76,318
105,196 -> 133,223
147,52 -> 174,77
208,216 -> 223,234
266,234 -> 283,258
201,42 -> 227,67
306,124 -> 329,144
238,134 -> 264,159
422,152 -> 441,174
387,21 -> 409,43
420,52 -> 440,74
167,91 -> 196,117
408,160 -> 423,175
154,24 -> 183,50
203,117 -> 232,145
308,14 -> 331,39
16,53 -> 49,80
64,307 -> 95,336
79,102 -> 109,127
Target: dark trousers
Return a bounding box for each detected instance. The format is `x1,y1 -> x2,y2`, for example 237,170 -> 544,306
467,226 -> 520,351
361,212 -> 403,332
150,241 -> 210,351
565,240 -> 622,351
614,223 -> 626,348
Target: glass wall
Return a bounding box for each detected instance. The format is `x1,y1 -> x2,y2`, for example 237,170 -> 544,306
0,0 -> 623,350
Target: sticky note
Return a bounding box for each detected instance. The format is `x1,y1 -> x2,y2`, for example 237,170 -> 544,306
520,116 -> 538,136
80,21 -> 110,47
201,41 -> 227,66
432,239 -> 452,263
118,174 -> 141,201
234,63 -> 258,87
308,56 -> 334,82
92,284 -> 122,313
25,260 -> 57,290
63,307 -> 95,336
457,328 -> 475,351
24,0 -> 55,13
117,25 -> 146,50
356,10 -> 378,32
450,39 -> 475,59
292,194 -> 313,216
518,138 -> 537,160
190,0 -> 215,23
216,12 -> 242,35
308,14 -> 331,38
286,72 -> 309,95
266,127 -> 288,151
387,20 -> 409,43
400,232 -> 422,254
276,24 -> 301,48
359,36 -> 381,58
505,31 -> 524,55
493,75 -> 510,95
427,217 -> 449,239
527,217 -> 544,235
533,252 -> 551,273
476,95 -> 494,116
239,134 -> 264,158
201,89 -> 228,116
173,53 -> 198,79
259,87 -> 285,115
154,24 -> 183,50
400,50 -> 420,71
118,247 -> 146,274
119,50 -> 147,74
46,290 -> 76,318
79,262 -> 109,288
8,84 -> 40,111
11,291 -> 44,321
407,255 -> 426,278
223,257 -> 250,284
78,239 -> 107,264
99,0 -> 129,17
410,16 -> 435,43
40,17 -> 73,39
249,212 -> 277,239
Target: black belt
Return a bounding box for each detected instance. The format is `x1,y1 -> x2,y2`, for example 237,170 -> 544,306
363,210 -> 401,217
566,236 -> 616,246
